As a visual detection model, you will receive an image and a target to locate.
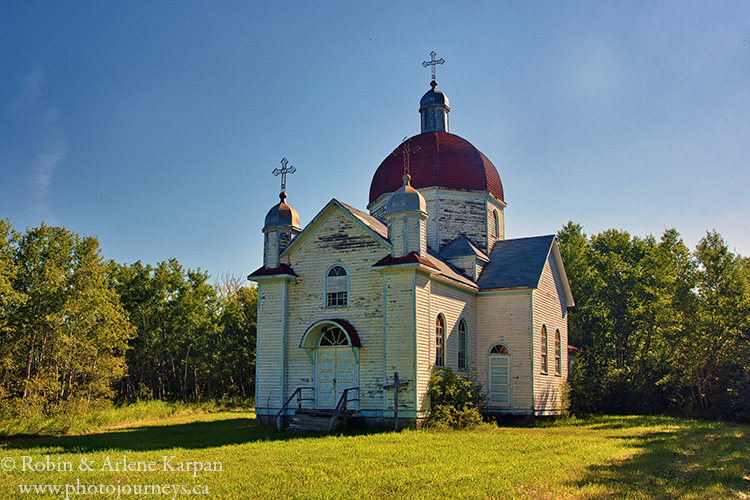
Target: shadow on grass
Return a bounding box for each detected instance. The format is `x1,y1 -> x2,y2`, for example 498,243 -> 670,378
556,414 -> 685,430
1,414 -> 384,453
573,418 -> 750,499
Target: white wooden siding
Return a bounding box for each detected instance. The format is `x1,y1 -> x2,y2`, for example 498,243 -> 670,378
414,273 -> 432,415
477,291 -> 533,411
371,189 -> 499,254
388,214 -> 427,258
425,281 -> 477,374
531,252 -> 570,414
383,270 -> 418,413
485,201 -> 505,252
283,208 -> 389,411
255,280 -> 286,414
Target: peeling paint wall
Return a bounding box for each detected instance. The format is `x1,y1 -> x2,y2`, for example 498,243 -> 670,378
477,291 -> 534,411
284,209 -> 389,412
371,189 -> 502,255
531,252 -> 569,414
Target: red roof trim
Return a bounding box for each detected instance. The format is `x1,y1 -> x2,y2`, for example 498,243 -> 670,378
373,252 -> 439,269
247,264 -> 297,279
330,318 -> 362,347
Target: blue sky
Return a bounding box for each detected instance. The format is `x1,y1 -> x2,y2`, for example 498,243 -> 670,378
2,1 -> 748,280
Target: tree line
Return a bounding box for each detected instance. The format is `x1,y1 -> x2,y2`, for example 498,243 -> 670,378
0,220 -> 256,414
558,223 -> 750,422
1,218 -> 748,423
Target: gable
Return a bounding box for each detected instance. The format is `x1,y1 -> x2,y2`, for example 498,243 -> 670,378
440,235 -> 490,261
550,239 -> 575,308
282,199 -> 390,260
337,201 -> 389,240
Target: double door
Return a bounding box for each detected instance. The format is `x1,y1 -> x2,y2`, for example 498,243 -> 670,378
316,347 -> 357,409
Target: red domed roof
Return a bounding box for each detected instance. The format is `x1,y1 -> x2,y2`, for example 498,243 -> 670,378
369,131 -> 504,206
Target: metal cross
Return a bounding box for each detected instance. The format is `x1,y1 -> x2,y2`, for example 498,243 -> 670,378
272,157 -> 296,192
391,137 -> 420,178
401,137 -> 420,177
422,51 -> 445,82
383,372 -> 409,431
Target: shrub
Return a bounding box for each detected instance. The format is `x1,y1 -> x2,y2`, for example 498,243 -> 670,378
425,367 -> 484,429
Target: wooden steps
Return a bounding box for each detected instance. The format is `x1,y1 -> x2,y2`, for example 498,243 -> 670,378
286,409 -> 356,432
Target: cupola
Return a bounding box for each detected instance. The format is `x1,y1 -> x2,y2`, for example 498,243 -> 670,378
419,81 -> 450,133
385,174 -> 427,258
263,192 -> 300,231
262,192 -> 301,269
386,174 -> 427,215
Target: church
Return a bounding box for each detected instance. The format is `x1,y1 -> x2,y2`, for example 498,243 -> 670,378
249,57 -> 574,428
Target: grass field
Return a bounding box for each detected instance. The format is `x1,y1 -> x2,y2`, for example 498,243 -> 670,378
0,409 -> 748,499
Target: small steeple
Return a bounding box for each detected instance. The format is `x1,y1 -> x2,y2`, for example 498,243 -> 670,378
263,191 -> 300,232
419,52 -> 450,133
386,174 -> 427,215
262,159 -> 301,269
386,174 -> 427,258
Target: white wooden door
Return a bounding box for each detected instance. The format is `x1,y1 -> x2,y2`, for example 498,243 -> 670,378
488,353 -> 511,407
316,347 -> 357,409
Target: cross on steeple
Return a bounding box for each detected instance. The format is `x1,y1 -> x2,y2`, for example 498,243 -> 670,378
400,137 -> 420,178
422,50 -> 445,83
272,157 -> 296,193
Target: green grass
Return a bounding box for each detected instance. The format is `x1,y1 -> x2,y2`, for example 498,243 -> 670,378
0,398 -> 254,436
0,410 -> 748,499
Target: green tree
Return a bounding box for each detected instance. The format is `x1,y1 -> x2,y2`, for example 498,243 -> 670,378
559,224 -> 697,415
115,261 -> 258,401
628,229 -> 695,413
686,232 -> 750,419
214,275 -> 257,398
557,222 -> 604,413
0,220 -> 21,399
559,223 -> 750,422
113,260 -> 161,399
1,222 -> 132,406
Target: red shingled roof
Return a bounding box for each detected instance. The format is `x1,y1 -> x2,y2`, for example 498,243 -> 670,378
372,251 -> 439,269
247,263 -> 297,279
369,131 -> 504,205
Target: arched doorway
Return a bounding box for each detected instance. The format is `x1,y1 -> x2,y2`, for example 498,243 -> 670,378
300,320 -> 360,409
488,343 -> 511,408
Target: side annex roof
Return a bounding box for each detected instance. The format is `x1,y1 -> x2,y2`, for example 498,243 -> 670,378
477,234 -> 575,306
440,235 -> 490,262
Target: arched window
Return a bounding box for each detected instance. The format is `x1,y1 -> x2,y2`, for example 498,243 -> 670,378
489,344 -> 509,354
541,325 -> 548,374
492,210 -> 500,238
325,265 -> 348,307
555,329 -> 561,375
319,325 -> 349,346
435,315 -> 446,367
457,319 -> 468,370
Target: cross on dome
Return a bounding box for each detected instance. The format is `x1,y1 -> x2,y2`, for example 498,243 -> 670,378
398,137 -> 420,178
272,157 -> 296,193
422,50 -> 445,83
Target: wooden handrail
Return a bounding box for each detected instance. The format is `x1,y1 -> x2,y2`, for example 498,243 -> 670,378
276,387 -> 314,430
328,387 -> 359,431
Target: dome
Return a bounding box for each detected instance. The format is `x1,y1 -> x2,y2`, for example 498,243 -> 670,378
263,192 -> 300,231
369,131 -> 504,206
386,174 -> 427,215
